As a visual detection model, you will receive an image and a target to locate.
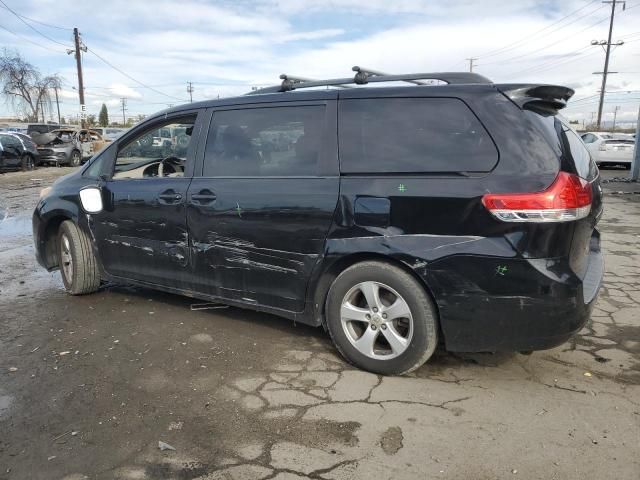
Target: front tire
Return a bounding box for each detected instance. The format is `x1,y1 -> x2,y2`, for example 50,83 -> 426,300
70,150 -> 81,167
326,261 -> 438,375
58,220 -> 101,295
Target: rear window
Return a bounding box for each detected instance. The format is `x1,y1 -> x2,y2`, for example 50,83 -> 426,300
338,98 -> 498,173
524,111 -> 596,180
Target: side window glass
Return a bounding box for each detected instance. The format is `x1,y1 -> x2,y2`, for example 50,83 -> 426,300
203,105 -> 324,177
113,115 -> 196,180
339,98 -> 498,173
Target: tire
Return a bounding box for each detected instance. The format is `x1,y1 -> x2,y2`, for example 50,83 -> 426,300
57,220 -> 101,295
326,261 -> 438,375
70,150 -> 81,167
21,154 -> 35,171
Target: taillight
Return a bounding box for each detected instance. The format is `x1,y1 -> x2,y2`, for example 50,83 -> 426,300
482,172 -> 592,223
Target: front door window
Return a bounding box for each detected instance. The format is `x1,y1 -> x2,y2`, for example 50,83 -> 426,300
113,116 -> 196,180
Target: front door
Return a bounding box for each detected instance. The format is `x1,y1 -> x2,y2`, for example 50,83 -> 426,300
0,135 -> 22,168
187,102 -> 339,312
93,111 -> 203,287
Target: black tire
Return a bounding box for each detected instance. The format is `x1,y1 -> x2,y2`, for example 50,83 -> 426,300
21,154 -> 35,171
326,261 -> 438,375
70,150 -> 81,167
57,220 -> 101,295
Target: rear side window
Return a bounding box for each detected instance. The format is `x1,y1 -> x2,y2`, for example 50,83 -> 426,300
204,105 -> 324,177
338,98 -> 498,173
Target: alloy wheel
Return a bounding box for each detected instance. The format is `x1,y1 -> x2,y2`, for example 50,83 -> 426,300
60,234 -> 73,284
340,281 -> 414,360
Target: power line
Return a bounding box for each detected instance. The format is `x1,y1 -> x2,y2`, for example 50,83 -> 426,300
85,46 -> 188,102
0,22 -> 66,53
477,1 -> 602,60
0,4 -> 71,30
479,14 -> 610,67
0,0 -> 72,48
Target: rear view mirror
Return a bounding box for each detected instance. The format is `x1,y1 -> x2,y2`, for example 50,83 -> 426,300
79,187 -> 103,213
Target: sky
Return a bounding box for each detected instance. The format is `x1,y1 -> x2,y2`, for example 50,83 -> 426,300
1,0 -> 639,127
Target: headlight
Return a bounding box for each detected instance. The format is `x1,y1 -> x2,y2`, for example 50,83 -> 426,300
39,187 -> 52,199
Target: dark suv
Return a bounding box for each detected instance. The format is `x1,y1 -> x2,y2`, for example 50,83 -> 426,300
32,69 -> 603,375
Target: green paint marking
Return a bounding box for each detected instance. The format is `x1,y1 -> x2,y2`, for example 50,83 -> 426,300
398,183 -> 407,192
496,265 -> 508,276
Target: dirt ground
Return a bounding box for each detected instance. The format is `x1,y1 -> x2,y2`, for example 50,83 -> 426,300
0,167 -> 639,480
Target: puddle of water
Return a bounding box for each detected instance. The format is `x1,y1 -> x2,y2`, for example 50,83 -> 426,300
0,214 -> 31,238
0,395 -> 14,417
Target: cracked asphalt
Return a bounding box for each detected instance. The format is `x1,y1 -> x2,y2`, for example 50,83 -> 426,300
0,168 -> 639,480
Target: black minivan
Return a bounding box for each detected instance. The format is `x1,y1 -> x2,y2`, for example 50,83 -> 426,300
33,70 -> 603,375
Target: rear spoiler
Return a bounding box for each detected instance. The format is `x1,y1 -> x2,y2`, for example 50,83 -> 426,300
497,84 -> 575,114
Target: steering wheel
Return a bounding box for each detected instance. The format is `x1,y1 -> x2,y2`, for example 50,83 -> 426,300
158,156 -> 182,177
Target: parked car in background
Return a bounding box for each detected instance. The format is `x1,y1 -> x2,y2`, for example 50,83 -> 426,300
33,129 -> 108,166
0,133 -> 36,170
92,127 -> 128,141
5,132 -> 39,165
33,70 -> 604,375
581,132 -> 634,168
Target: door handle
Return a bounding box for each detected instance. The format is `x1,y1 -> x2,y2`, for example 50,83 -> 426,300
190,191 -> 217,204
158,190 -> 183,204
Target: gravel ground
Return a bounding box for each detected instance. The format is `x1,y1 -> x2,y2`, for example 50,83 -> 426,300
0,167 -> 638,480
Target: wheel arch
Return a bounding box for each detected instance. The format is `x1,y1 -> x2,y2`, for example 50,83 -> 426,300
41,214 -> 73,269
310,252 -> 442,340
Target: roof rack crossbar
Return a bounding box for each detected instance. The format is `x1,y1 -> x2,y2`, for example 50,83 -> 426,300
247,68 -> 492,95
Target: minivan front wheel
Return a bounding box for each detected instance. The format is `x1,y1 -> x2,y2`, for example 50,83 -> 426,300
57,220 -> 101,295
326,261 -> 438,375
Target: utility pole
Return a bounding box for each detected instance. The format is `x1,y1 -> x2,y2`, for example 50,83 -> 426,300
593,0 -> 626,129
465,57 -> 477,72
53,86 -> 61,125
612,105 -> 620,130
631,105 -> 639,180
187,82 -> 194,103
71,28 -> 86,128
120,97 -> 127,126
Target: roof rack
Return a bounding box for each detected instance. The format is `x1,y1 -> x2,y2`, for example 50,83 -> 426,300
248,66 -> 492,94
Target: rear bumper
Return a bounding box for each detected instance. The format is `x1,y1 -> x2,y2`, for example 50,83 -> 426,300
422,233 -> 603,352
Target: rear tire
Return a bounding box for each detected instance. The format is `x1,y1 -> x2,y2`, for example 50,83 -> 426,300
326,261 -> 438,375
57,220 -> 101,295
21,154 -> 35,171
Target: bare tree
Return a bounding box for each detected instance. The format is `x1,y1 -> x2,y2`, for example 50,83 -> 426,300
0,49 -> 61,122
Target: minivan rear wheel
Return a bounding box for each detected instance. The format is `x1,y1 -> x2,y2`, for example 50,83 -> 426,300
57,220 -> 101,295
326,261 -> 438,375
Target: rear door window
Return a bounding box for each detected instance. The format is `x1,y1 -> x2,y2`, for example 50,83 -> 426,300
338,98 -> 498,173
203,105 -> 325,177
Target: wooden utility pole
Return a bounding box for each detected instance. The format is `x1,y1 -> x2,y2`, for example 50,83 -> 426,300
187,81 -> 194,103
73,28 -> 86,128
54,86 -> 61,125
595,0 -> 626,129
120,97 -> 127,126
465,57 -> 477,72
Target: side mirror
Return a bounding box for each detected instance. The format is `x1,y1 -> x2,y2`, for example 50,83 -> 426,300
79,186 -> 103,213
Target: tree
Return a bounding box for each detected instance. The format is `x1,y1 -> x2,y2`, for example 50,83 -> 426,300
98,103 -> 109,127
86,114 -> 96,127
0,49 -> 61,122
60,115 -> 66,125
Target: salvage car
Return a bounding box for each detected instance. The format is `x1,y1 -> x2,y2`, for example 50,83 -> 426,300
0,132 -> 37,170
34,129 -> 108,167
33,69 -> 604,375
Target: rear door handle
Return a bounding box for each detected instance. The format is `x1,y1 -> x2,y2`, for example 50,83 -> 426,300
190,190 -> 217,204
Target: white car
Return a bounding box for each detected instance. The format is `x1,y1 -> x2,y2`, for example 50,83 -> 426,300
581,132 -> 635,169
